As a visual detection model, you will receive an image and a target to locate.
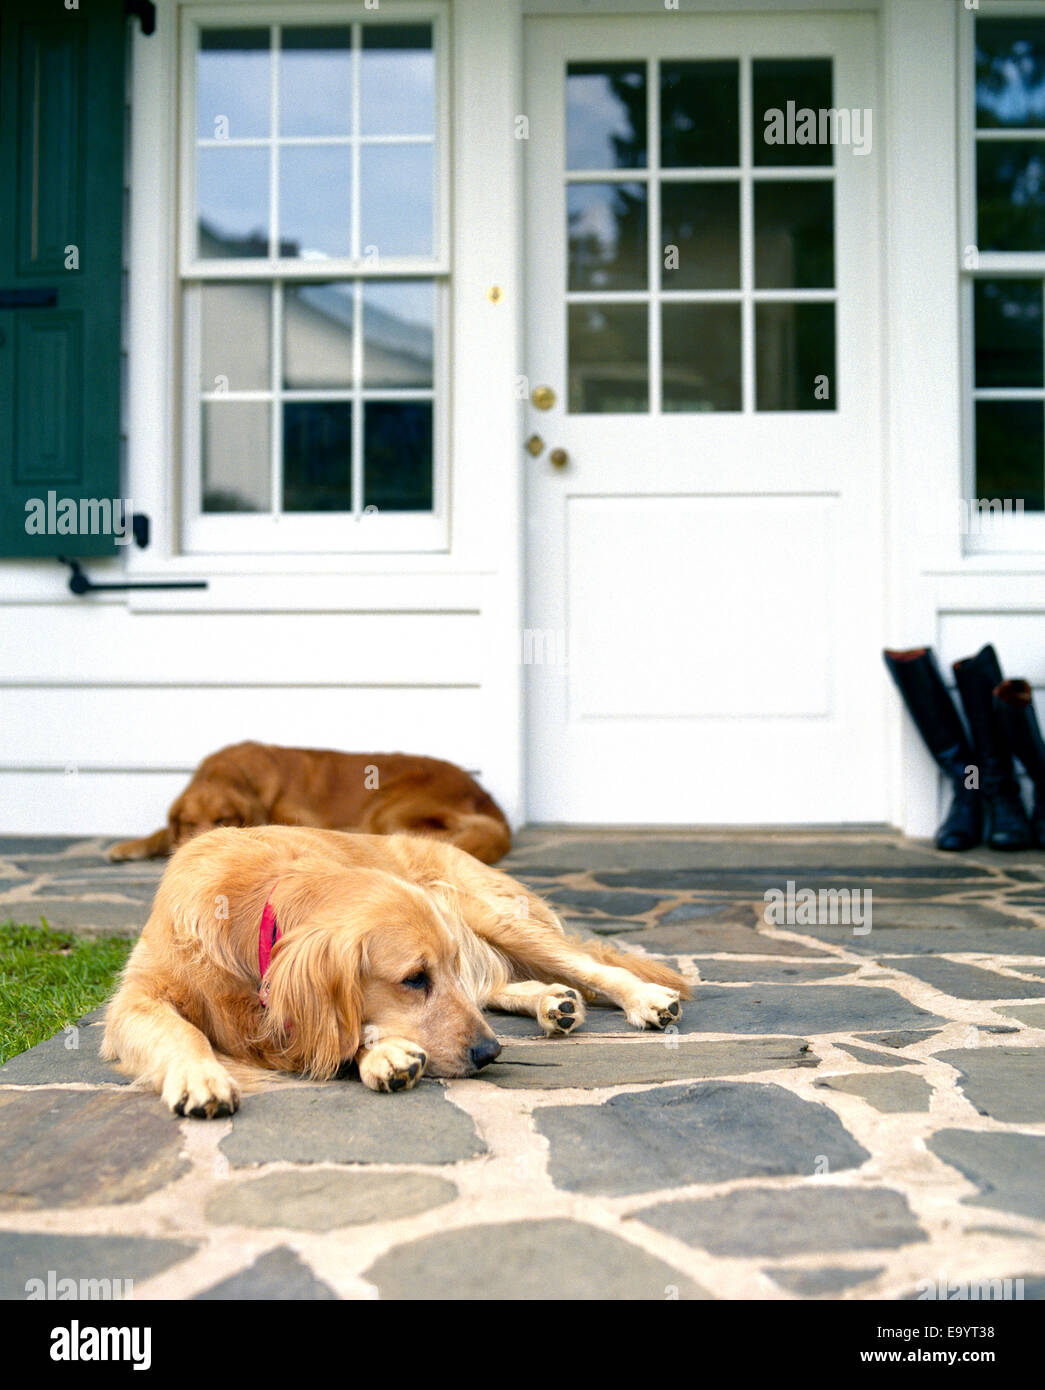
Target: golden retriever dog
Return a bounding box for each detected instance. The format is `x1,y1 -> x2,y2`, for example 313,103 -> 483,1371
107,741 -> 511,865
102,826 -> 689,1116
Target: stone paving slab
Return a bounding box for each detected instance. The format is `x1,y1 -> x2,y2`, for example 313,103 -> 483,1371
205,1171 -> 458,1230
927,1131 -> 1045,1221
813,1071 -> 933,1113
0,1232 -> 198,1300
0,1023 -> 129,1085
477,1037 -> 818,1088
195,1246 -> 338,1300
936,1048 -> 1045,1123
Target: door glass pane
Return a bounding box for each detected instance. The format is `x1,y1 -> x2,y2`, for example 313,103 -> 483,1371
197,147 -> 270,258
661,181 -> 740,289
568,183 -> 647,291
752,59 -> 834,167
755,302 -> 835,411
201,284 -> 271,391
662,303 -> 741,412
976,402 -> 1044,509
977,142 -> 1045,252
279,28 -> 352,137
754,181 -> 834,289
283,402 -> 352,511
660,61 -> 739,168
364,402 -> 433,510
197,29 -> 270,140
361,24 -> 434,136
279,147 -> 353,259
363,281 -> 434,388
568,304 -> 648,413
566,63 -> 647,170
284,283 -> 354,389
976,19 -> 1045,129
974,280 -> 1044,389
202,402 -> 271,511
360,144 -> 434,257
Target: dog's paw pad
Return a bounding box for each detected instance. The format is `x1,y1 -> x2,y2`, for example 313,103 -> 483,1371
626,986 -> 683,1031
539,986 -> 585,1036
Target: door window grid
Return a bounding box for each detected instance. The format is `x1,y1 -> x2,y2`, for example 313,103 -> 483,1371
564,55 -> 838,415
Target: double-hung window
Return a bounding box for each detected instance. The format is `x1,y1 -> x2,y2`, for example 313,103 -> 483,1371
179,8 -> 447,554
963,8 -> 1045,552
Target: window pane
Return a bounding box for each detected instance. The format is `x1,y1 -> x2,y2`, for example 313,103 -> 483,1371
976,401 -> 1045,510
755,302 -> 835,411
360,144 -> 434,257
202,402 -> 271,512
197,147 -> 270,258
977,141 -> 1045,252
662,303 -> 741,412
283,402 -> 352,511
279,28 -> 352,138
660,61 -> 739,168
279,146 -> 352,259
754,180 -> 834,289
363,281 -> 434,388
201,283 -> 271,391
752,59 -> 834,167
976,19 -> 1045,129
974,280 -> 1044,389
568,183 -> 647,291
197,29 -> 270,140
566,63 -> 647,170
284,283 -> 354,389
364,402 -> 433,511
568,304 -> 648,413
661,182 -> 739,290
361,25 -> 434,137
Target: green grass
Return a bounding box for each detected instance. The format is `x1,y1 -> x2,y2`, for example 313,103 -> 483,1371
0,920 -> 135,1065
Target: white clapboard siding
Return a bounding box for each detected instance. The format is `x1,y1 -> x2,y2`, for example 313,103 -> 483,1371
0,687 -> 484,771
938,614 -> 1045,684
0,607 -> 482,686
0,770 -> 191,837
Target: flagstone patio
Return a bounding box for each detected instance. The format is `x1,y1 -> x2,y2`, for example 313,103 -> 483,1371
1,827 -> 1045,1300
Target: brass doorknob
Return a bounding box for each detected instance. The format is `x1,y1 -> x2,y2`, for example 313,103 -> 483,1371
531,385 -> 556,411
549,448 -> 569,468
525,434 -> 544,456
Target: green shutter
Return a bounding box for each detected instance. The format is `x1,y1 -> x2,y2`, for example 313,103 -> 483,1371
0,0 -> 126,557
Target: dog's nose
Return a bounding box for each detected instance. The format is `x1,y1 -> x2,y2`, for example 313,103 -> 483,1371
469,1036 -> 502,1071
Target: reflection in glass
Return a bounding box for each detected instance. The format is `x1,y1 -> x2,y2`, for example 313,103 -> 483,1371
279,28 -> 352,137
974,280 -> 1044,389
284,283 -> 354,389
660,61 -> 739,168
201,284 -> 271,391
568,183 -> 647,291
283,402 -> 353,511
755,302 -> 835,411
566,63 -> 647,170
202,402 -> 271,511
662,303 -> 741,412
568,304 -> 648,413
197,147 -> 270,258
363,281 -> 434,388
197,29 -> 270,140
360,144 -> 434,257
752,59 -> 834,167
754,181 -> 834,289
364,402 -> 433,510
661,182 -> 740,290
279,146 -> 352,259
976,20 -> 1045,128
977,141 -> 1045,252
361,25 -> 434,136
976,401 -> 1045,510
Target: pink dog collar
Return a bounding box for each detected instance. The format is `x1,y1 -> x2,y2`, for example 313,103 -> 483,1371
257,887 -> 281,1007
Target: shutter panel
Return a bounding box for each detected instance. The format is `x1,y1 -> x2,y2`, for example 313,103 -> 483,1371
0,0 -> 126,557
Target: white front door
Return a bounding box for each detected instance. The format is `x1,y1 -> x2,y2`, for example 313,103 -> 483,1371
523,12 -> 886,825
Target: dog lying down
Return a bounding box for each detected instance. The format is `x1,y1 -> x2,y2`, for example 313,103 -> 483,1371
102,825 -> 690,1116
107,741 -> 511,866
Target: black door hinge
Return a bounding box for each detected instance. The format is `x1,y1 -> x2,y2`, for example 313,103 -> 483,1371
125,0 -> 156,36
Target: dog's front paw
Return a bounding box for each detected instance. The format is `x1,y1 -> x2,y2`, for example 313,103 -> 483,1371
358,1038 -> 428,1093
625,984 -> 682,1031
162,1061 -> 240,1119
538,985 -> 585,1036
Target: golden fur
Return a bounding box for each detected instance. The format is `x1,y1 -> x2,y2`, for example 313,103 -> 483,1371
107,741 -> 511,865
102,826 -> 690,1115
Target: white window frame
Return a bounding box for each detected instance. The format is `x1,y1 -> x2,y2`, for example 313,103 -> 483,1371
177,2 -> 450,555
959,0 -> 1045,556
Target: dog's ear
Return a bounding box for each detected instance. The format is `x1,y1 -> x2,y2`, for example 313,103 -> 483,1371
259,920 -> 365,1079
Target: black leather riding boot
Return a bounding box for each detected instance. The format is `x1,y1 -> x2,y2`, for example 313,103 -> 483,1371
883,647 -> 982,851
952,645 -> 1032,850
994,679 -> 1045,849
